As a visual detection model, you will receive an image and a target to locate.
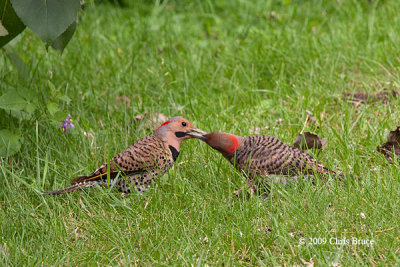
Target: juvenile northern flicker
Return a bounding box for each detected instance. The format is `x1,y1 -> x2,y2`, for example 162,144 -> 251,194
189,131 -> 348,192
45,117 -> 206,195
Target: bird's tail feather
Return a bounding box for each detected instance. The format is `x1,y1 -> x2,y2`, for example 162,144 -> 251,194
70,175 -> 91,184
70,172 -> 119,184
43,181 -> 100,195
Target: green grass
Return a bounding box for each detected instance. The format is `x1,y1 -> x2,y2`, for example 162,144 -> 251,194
1,0 -> 400,265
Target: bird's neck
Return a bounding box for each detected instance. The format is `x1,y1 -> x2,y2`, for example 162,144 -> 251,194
224,151 -> 237,162
155,132 -> 181,152
220,134 -> 244,161
167,139 -> 181,152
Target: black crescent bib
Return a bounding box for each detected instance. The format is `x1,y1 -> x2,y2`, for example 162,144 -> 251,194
168,145 -> 180,161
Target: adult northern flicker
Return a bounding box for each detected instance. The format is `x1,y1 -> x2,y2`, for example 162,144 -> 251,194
188,131 -> 347,193
45,117 -> 206,195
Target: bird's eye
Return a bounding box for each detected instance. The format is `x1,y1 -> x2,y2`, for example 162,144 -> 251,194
181,122 -> 187,127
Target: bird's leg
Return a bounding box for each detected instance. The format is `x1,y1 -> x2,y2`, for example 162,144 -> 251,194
246,179 -> 258,195
233,178 -> 259,197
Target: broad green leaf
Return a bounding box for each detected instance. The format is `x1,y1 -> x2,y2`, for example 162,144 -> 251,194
51,21 -> 77,53
0,129 -> 21,157
47,102 -> 58,116
0,86 -> 37,119
4,49 -> 29,80
10,0 -> 80,44
59,95 -> 71,103
53,111 -> 68,121
47,80 -> 56,91
0,90 -> 27,111
25,103 -> 36,115
9,109 -> 32,120
17,86 -> 38,103
0,0 -> 26,47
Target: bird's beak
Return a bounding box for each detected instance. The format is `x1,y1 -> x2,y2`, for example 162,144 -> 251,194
187,128 -> 207,140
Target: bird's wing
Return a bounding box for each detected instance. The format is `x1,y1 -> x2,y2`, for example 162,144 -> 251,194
237,135 -> 325,177
71,135 -> 169,184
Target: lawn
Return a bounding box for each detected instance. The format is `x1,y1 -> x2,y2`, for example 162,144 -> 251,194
1,0 -> 400,265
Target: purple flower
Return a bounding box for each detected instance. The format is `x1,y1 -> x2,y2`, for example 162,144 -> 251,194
60,114 -> 75,134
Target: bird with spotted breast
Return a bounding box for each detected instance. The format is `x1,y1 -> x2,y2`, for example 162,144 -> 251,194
188,131 -> 351,194
45,117 -> 206,195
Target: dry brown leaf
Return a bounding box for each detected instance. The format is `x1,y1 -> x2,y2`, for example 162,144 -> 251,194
387,126 -> 400,144
294,132 -> 327,150
376,89 -> 398,104
377,125 -> 400,164
345,91 -> 369,103
345,89 -> 398,105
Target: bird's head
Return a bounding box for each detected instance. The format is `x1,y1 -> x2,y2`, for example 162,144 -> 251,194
154,116 -> 206,147
188,131 -> 241,155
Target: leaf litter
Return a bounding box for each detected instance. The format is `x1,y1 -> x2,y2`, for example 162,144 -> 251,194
377,125 -> 400,164
345,88 -> 398,105
293,132 -> 328,150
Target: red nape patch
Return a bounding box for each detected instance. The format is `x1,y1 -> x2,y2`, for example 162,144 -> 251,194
156,121 -> 170,130
226,134 -> 239,154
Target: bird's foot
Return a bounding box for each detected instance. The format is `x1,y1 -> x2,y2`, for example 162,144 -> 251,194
233,180 -> 258,197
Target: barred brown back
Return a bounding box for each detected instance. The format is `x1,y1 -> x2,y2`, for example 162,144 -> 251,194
225,135 -> 335,179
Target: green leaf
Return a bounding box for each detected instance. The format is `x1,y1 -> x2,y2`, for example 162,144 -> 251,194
0,129 -> 21,157
0,0 -> 26,47
4,49 -> 29,80
51,20 -> 77,53
58,95 -> 71,103
10,0 -> 80,44
17,86 -> 38,103
25,103 -> 36,115
52,111 -> 67,121
47,80 -> 56,91
0,90 -> 27,111
8,109 -> 32,120
47,102 -> 59,116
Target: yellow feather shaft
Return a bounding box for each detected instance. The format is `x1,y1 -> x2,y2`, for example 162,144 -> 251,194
85,172 -> 107,181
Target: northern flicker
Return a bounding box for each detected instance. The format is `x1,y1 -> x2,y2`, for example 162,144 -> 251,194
45,117 -> 206,195
188,131 -> 348,193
